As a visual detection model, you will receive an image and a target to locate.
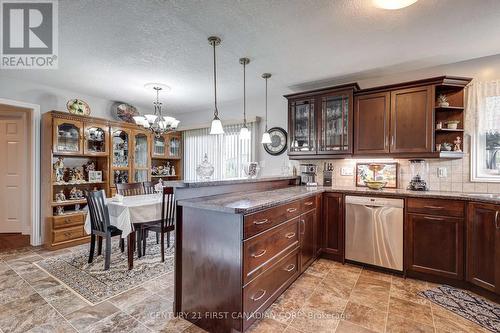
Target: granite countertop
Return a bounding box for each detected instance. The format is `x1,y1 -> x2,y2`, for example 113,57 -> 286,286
169,176 -> 300,188
178,186 -> 324,214
177,185 -> 500,214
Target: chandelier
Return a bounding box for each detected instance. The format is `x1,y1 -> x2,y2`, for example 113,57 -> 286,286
134,84 -> 180,137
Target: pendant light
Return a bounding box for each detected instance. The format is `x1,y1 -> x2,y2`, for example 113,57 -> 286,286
261,73 -> 272,144
208,36 -> 224,135
239,57 -> 251,140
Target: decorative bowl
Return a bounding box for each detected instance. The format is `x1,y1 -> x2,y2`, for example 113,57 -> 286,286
364,180 -> 387,190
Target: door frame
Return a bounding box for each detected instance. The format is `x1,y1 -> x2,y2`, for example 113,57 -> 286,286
0,98 -> 41,246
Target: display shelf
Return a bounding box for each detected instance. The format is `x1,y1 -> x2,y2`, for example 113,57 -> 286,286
435,128 -> 464,132
435,106 -> 464,111
51,199 -> 87,206
53,210 -> 86,217
53,181 -> 106,186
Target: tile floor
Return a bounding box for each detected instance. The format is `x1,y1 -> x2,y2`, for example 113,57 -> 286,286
0,246 -> 492,333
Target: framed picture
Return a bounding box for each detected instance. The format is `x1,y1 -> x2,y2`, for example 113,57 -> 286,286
88,170 -> 102,183
356,163 -> 398,188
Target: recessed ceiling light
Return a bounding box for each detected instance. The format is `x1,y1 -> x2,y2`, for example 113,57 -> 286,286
373,0 -> 418,10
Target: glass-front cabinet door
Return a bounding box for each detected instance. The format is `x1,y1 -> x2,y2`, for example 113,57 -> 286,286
152,135 -> 167,158
84,122 -> 109,155
111,128 -> 131,186
132,131 -> 150,182
318,90 -> 353,154
167,133 -> 181,158
289,98 -> 316,154
53,118 -> 83,155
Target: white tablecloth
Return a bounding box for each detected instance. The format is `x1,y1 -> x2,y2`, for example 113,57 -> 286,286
84,194 -> 163,238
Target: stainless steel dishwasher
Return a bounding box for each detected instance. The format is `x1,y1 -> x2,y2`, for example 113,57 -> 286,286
345,195 -> 404,271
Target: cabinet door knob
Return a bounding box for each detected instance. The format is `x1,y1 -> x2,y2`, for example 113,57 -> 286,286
285,232 -> 296,239
283,264 -> 296,272
287,208 -> 297,213
250,289 -> 267,301
253,219 -> 269,225
251,249 -> 267,258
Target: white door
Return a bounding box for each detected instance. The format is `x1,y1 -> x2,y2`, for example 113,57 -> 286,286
0,107 -> 28,233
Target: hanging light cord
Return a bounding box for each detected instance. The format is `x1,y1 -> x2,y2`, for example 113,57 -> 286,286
265,76 -> 268,131
243,61 -> 247,126
212,41 -> 218,118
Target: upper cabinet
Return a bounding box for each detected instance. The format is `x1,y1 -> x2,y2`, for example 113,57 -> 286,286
84,121 -> 109,156
151,132 -> 182,159
167,133 -> 182,159
390,86 -> 433,153
289,98 -> 316,155
286,84 -> 359,158
288,76 -> 471,159
318,90 -> 353,155
53,118 -> 84,155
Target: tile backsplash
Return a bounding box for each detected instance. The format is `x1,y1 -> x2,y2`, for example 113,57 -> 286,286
296,153 -> 500,193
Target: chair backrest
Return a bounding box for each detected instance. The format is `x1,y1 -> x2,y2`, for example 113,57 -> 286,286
161,186 -> 176,231
142,181 -> 156,194
116,182 -> 144,196
86,190 -> 110,232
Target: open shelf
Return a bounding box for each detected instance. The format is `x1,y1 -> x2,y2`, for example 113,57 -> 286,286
435,106 -> 464,111
53,210 -> 86,217
151,175 -> 179,178
53,181 -> 106,186
51,199 -> 87,207
435,128 -> 464,132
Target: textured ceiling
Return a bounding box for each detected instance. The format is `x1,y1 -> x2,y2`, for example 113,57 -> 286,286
2,0 -> 500,113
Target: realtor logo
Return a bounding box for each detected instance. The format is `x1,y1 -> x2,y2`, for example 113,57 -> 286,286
1,0 -> 58,69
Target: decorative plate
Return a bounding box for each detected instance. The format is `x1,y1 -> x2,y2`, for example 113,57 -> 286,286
115,103 -> 139,123
66,99 -> 91,116
263,127 -> 287,156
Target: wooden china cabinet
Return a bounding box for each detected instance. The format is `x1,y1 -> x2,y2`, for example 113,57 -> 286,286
286,84 -> 359,159
42,111 -> 183,249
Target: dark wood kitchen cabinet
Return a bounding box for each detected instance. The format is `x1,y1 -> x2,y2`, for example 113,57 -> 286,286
285,84 -> 359,159
405,198 -> 464,280
354,92 -> 390,154
467,202 -> 500,294
390,86 -> 433,153
300,208 -> 316,272
321,192 -> 343,262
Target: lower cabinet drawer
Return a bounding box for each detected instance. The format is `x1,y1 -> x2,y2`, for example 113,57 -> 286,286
244,200 -> 301,239
243,217 -> 299,283
53,214 -> 84,229
53,226 -> 84,243
407,198 -> 465,218
243,248 -> 299,323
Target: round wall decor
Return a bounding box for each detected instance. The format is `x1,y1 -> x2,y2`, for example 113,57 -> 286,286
263,127 -> 287,156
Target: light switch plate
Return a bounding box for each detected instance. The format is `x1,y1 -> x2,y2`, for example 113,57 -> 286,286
341,167 -> 353,176
437,167 -> 447,178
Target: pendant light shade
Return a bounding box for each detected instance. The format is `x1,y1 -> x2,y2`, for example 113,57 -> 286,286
239,57 -> 251,140
208,36 -> 224,135
261,73 -> 272,144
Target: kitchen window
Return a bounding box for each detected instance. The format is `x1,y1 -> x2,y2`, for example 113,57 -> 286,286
183,122 -> 256,180
470,80 -> 500,182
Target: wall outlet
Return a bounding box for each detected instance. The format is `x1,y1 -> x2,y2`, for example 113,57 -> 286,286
437,167 -> 448,178
341,167 -> 353,176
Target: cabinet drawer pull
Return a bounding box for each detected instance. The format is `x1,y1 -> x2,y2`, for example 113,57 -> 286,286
423,205 -> 444,210
250,289 -> 267,301
304,201 -> 313,206
283,264 -> 296,272
423,216 -> 444,221
495,211 -> 499,229
287,208 -> 297,213
64,232 -> 72,237
253,219 -> 269,225
285,232 -> 296,239
251,249 -> 267,258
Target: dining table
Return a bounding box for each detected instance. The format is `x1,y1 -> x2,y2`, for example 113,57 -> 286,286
84,193 -> 163,269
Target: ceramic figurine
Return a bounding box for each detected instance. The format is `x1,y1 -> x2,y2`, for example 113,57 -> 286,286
75,168 -> 85,183
53,157 -> 65,183
55,190 -> 66,202
171,166 -> 176,176
75,204 -> 80,211
56,206 -> 64,216
453,136 -> 462,152
69,187 -> 78,199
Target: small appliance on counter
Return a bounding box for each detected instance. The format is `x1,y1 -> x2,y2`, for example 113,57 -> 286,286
407,159 -> 429,191
300,164 -> 318,187
323,162 -> 333,187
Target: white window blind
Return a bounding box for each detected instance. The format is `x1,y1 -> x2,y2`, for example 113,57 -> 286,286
182,122 -> 256,180
468,80 -> 500,182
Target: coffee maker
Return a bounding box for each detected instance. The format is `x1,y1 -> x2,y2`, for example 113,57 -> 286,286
300,164 -> 318,187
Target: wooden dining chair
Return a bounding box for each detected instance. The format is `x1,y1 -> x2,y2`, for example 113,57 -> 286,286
139,186 -> 175,262
142,181 -> 156,194
86,190 -> 124,270
116,182 -> 144,196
